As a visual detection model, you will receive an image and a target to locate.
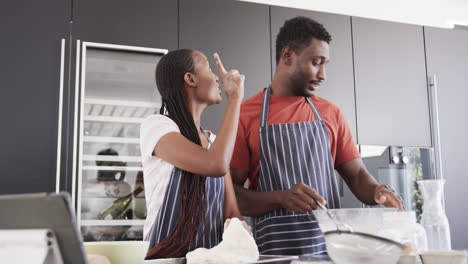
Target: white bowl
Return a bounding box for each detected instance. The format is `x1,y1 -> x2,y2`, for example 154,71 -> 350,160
398,254 -> 418,264
420,250 -> 468,264
313,208 -> 397,234
84,241 -> 149,264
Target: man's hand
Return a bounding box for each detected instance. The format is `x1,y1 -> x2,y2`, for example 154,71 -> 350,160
374,184 -> 404,211
280,183 -> 326,213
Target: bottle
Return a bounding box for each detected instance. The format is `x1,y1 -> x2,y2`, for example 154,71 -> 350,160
418,179 -> 451,250
98,187 -> 143,220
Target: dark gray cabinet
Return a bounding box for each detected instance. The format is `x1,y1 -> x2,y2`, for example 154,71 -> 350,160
179,0 -> 271,132
0,0 -> 71,194
72,0 -> 177,50
59,0 -> 178,194
352,17 -> 431,146
270,7 -> 357,142
424,27 -> 468,249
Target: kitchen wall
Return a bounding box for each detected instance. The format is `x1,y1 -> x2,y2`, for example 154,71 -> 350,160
1,0 -> 467,249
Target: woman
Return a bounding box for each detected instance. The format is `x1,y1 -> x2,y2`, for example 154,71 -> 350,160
140,49 -> 248,259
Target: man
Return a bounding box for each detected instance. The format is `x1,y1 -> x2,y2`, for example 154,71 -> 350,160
230,16 -> 403,256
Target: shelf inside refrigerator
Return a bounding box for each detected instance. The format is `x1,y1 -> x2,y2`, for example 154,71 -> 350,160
84,115 -> 146,124
84,98 -> 160,121
84,136 -> 140,144
83,154 -> 142,163
82,166 -> 142,171
81,224 -> 144,241
81,219 -> 145,226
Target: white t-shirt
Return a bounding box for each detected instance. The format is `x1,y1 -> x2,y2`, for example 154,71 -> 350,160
140,114 -> 216,239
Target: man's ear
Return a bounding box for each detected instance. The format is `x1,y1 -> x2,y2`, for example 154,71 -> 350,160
183,72 -> 197,88
280,46 -> 294,66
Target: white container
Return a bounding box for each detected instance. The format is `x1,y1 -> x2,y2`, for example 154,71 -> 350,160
84,241 -> 149,264
420,250 -> 468,264
397,254 -> 418,264
418,180 -> 451,251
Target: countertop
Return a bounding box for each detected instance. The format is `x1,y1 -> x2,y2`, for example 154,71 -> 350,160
144,254 -> 334,264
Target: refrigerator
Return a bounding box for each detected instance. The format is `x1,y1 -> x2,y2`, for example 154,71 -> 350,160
69,41 -> 167,241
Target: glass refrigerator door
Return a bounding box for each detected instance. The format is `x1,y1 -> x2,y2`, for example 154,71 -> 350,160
359,145 -> 436,218
76,42 -> 167,241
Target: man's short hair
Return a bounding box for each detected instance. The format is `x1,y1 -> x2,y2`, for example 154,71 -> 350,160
275,16 -> 332,64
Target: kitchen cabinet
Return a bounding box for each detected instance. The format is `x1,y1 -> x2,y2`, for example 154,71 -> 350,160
72,0 -> 177,50
66,0 -> 177,190
352,17 -> 431,147
179,0 -> 271,132
0,0 -> 71,194
424,26 -> 468,250
270,7 -> 357,142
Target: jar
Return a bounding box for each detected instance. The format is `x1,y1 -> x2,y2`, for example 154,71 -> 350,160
418,179 -> 452,250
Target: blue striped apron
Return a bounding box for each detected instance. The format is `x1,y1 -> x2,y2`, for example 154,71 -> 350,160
146,132 -> 225,252
255,86 -> 341,256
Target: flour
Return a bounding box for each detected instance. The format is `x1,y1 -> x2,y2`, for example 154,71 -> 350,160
186,218 -> 259,264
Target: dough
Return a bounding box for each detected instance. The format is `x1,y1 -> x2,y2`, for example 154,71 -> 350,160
186,218 -> 259,264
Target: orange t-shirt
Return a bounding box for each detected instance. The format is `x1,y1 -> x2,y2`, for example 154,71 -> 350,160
230,88 -> 360,190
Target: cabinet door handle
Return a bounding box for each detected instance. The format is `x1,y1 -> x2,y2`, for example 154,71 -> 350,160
56,38 -> 66,194
72,39 -> 81,209
429,75 -> 443,180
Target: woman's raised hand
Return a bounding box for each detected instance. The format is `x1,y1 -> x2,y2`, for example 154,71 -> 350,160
214,53 -> 244,103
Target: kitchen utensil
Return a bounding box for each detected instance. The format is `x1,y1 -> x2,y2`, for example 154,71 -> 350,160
313,199 -> 353,232
292,254 -> 333,263
312,206 -> 405,264
323,230 -> 405,264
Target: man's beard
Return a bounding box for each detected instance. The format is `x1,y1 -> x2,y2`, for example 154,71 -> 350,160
289,70 -> 314,97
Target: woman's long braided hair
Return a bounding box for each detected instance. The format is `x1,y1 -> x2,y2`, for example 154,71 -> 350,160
145,49 -> 207,259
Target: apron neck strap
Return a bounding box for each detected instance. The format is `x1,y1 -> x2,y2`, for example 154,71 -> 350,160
260,85 -> 323,128
200,127 -> 212,148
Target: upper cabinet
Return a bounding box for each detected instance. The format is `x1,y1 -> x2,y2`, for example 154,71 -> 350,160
62,0 -> 178,193
72,0 -> 177,50
352,17 -> 431,147
0,0 -> 72,194
424,27 -> 468,250
179,0 -> 271,132
270,7 -> 357,142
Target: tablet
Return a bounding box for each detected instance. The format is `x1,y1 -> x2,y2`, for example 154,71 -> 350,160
0,192 -> 87,264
